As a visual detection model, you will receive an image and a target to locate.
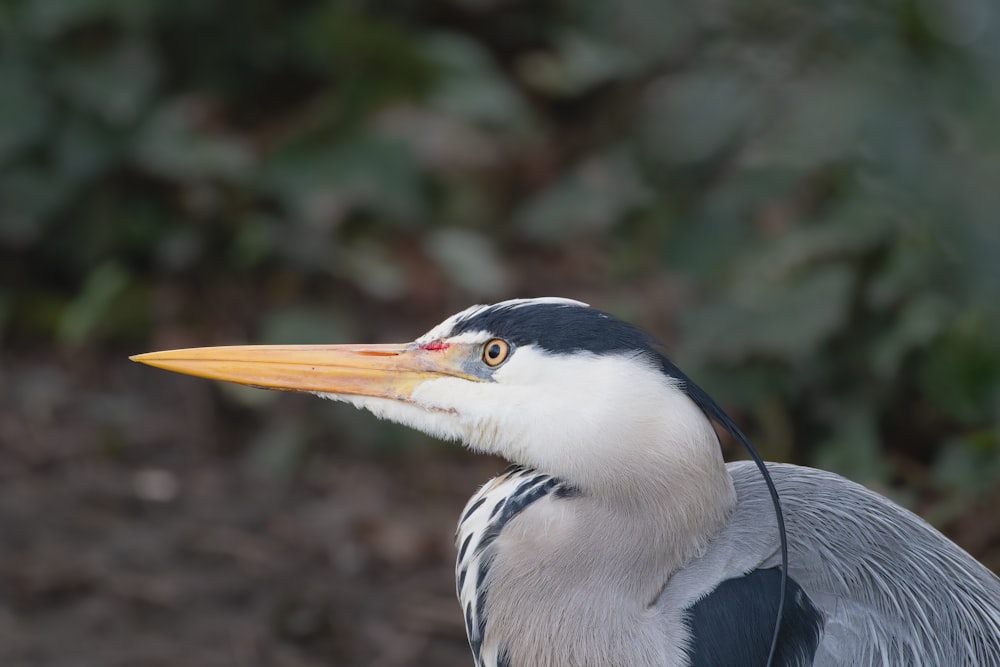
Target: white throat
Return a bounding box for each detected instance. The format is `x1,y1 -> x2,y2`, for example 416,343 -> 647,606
456,391 -> 736,667
443,352 -> 738,666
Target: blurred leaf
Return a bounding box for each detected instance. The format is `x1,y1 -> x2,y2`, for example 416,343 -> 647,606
661,190 -> 770,279
933,431 -> 1000,498
132,98 -> 254,182
928,430 -> 1000,524
866,224 -> 938,308
814,404 -> 890,486
23,0 -> 154,37
919,319 -> 1000,423
153,226 -> 205,272
917,0 -> 994,48
517,31 -> 637,97
0,289 -> 9,343
570,1 -> 696,64
57,261 -> 129,346
243,421 -> 310,479
422,32 -> 530,127
260,305 -> 358,345
52,115 -> 118,186
424,228 -> 511,298
948,214 -> 1000,310
869,295 -> 952,378
747,71 -> 877,168
0,166 -> 71,246
736,220 -> 887,287
375,106 -> 500,171
231,215 -> 280,270
0,64 -> 50,162
263,133 -> 425,227
681,264 -> 854,364
639,68 -> 766,165
218,382 -> 279,409
332,241 -> 408,301
687,363 -> 793,413
299,6 -> 433,97
52,38 -> 158,124
515,147 -> 651,243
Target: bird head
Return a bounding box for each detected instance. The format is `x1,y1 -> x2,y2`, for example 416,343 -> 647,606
132,298 -> 721,494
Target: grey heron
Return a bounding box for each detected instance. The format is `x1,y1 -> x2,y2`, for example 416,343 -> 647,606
132,297 -> 1000,666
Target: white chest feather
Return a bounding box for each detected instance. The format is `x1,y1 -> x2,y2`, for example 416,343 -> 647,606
456,466 -> 576,667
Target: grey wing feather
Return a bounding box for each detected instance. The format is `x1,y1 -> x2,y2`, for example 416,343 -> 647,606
660,462 -> 1000,667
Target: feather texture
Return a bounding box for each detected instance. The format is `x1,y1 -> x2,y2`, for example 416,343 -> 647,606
457,461 -> 1000,666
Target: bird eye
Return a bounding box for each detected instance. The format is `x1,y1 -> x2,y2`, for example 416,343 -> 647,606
482,339 -> 510,367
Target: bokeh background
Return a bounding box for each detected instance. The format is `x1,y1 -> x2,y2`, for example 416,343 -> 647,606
2,1 -> 999,665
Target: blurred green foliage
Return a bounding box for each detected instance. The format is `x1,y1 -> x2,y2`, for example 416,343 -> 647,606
2,0 -> 998,513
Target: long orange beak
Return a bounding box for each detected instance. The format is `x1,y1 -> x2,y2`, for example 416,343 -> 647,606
130,343 -> 475,402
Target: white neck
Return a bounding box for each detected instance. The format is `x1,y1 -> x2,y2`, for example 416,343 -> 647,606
476,417 -> 736,666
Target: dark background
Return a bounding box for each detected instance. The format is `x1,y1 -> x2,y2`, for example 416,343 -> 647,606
2,1 -> 999,665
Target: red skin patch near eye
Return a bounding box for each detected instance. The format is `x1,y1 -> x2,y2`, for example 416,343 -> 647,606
422,340 -> 450,351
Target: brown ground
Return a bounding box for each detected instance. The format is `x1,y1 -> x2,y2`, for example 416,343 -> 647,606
1,349 -> 499,666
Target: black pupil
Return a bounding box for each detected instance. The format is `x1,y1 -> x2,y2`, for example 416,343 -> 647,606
488,343 -> 501,359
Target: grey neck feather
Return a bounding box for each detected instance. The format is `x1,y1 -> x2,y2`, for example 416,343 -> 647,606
479,433 -> 737,667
